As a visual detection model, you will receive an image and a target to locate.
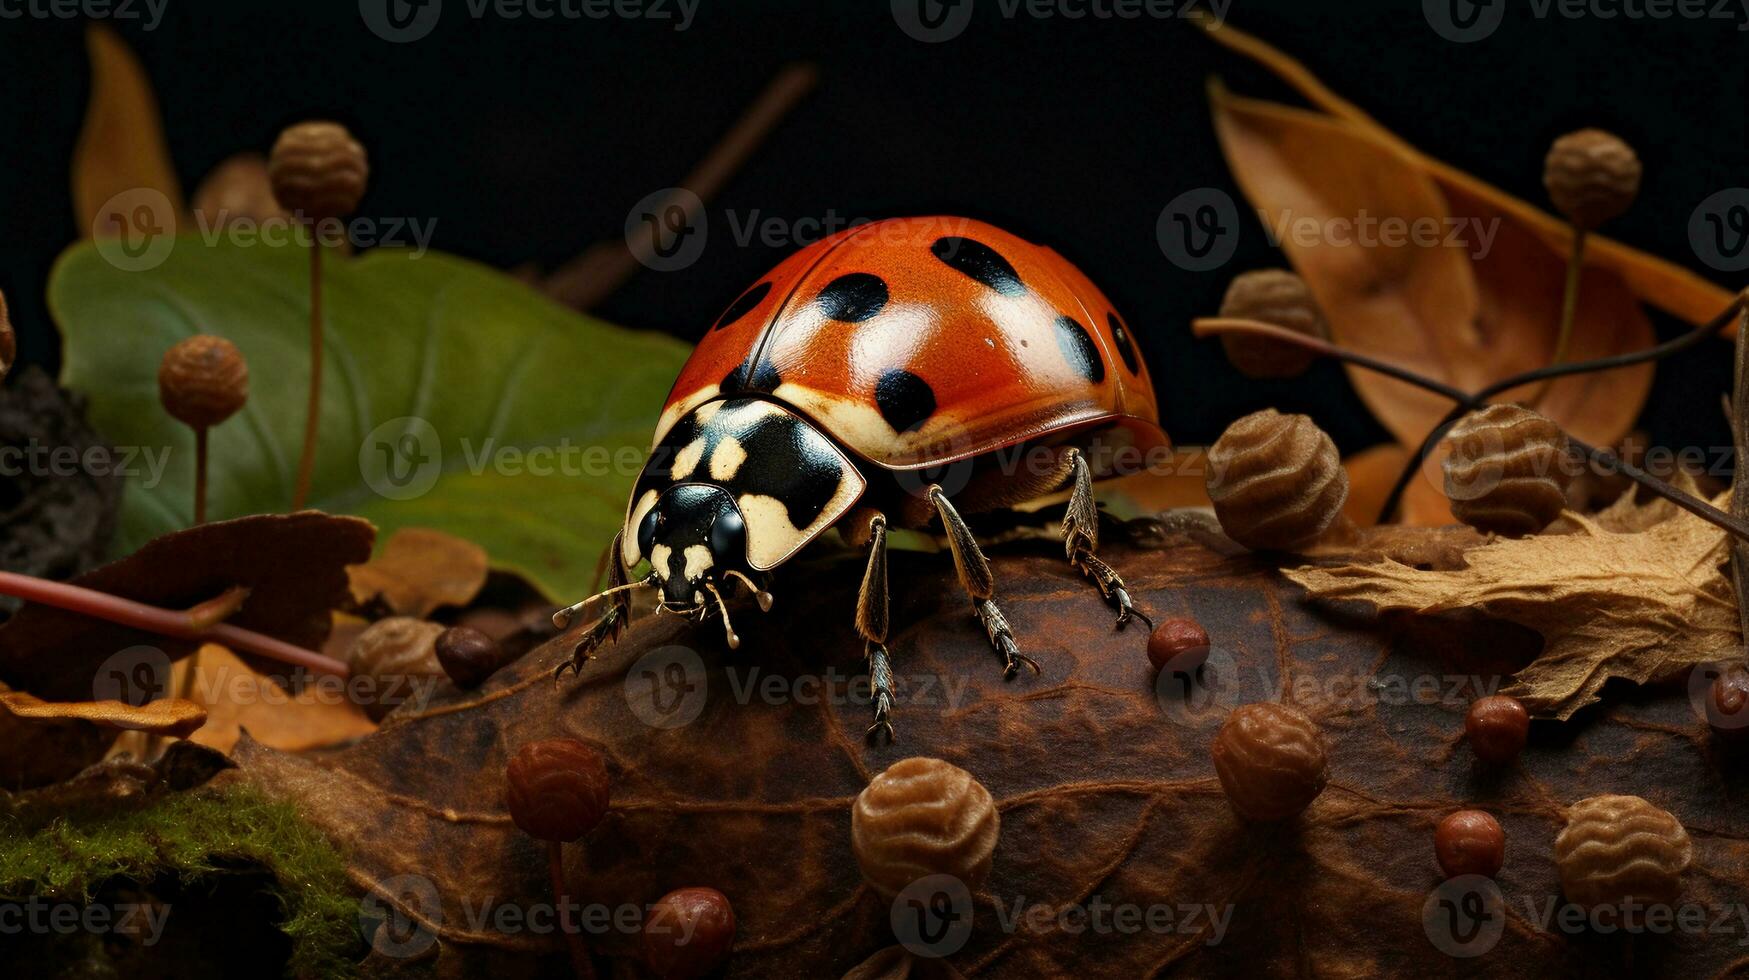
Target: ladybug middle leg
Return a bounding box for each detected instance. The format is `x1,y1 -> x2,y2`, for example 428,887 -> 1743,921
854,512 -> 897,744
1061,450 -> 1153,631
928,485 -> 1040,680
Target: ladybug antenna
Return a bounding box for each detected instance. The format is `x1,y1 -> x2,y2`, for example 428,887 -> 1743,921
552,573 -> 656,629
724,570 -> 773,612
704,581 -> 739,650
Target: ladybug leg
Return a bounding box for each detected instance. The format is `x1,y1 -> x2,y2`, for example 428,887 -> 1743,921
856,513 -> 896,744
553,530 -> 642,680
928,486 -> 1040,680
1063,450 -> 1153,631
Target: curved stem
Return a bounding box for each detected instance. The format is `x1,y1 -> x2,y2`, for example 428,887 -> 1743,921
0,571 -> 347,677
1195,307 -> 1749,542
193,427 -> 209,525
292,243 -> 323,511
547,840 -> 596,980
1528,227 -> 1587,409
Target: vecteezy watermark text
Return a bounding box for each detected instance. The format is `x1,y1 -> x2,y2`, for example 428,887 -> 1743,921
360,0 -> 697,43
892,0 -> 1231,43
0,0 -> 167,29
0,898 -> 171,946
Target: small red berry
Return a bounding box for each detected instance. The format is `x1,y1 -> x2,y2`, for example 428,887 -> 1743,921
435,625 -> 503,689
505,739 -> 610,843
1465,695 -> 1530,765
1435,810 -> 1505,879
1148,617 -> 1211,672
1709,667 -> 1749,737
642,887 -> 736,980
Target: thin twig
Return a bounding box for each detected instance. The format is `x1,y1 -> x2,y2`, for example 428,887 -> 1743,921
0,571 -> 347,676
1528,227 -> 1587,408
1194,308 -> 1749,542
548,840 -> 596,980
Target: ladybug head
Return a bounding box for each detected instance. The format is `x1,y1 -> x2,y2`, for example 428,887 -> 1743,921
637,483 -> 751,612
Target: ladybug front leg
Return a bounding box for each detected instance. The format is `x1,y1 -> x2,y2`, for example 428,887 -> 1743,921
552,530 -> 645,679
1062,450 -> 1153,632
927,486 -> 1040,680
855,512 -> 897,744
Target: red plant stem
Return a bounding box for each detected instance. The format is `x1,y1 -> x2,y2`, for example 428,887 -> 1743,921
548,840 -> 596,980
292,243 -> 323,511
194,427 -> 209,525
0,571 -> 348,677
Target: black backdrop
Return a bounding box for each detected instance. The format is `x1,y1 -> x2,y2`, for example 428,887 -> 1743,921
3,0 -> 1745,454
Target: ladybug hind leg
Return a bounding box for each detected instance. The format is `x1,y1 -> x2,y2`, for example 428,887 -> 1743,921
928,486 -> 1040,680
1062,450 -> 1152,631
855,513 -> 897,744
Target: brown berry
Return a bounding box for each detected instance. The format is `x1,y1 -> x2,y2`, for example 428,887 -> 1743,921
157,335 -> 249,430
1465,695 -> 1530,765
1211,702 -> 1328,822
1708,666 -> 1749,736
434,625 -> 503,689
1217,270 -> 1329,379
269,121 -> 369,221
1555,794 -> 1691,910
0,288 -> 14,382
1435,810 -> 1505,879
505,739 -> 610,843
642,887 -> 736,980
1205,409 -> 1348,551
345,616 -> 445,721
851,757 -> 1000,897
1443,404 -> 1572,537
1148,617 -> 1210,672
1543,129 -> 1641,230
193,153 -> 290,228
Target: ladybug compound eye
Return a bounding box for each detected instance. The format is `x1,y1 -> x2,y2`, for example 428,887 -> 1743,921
709,505 -> 746,561
637,505 -> 660,561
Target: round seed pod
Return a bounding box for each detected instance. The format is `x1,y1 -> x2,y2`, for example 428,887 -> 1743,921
1205,409 -> 1348,552
1435,810 -> 1506,879
1708,666 -> 1749,738
435,625 -> 504,689
851,757 -> 1000,898
642,887 -> 736,980
0,288 -> 14,382
1442,404 -> 1572,537
157,335 -> 249,430
1217,270 -> 1329,379
505,739 -> 611,843
346,616 -> 445,721
1148,617 -> 1211,673
1465,695 -> 1530,765
269,121 -> 369,221
1211,702 -> 1328,822
1543,129 -> 1641,230
1554,794 -> 1691,910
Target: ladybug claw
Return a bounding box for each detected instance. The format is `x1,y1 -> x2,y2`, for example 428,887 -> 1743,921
1002,651 -> 1041,680
865,715 -> 896,745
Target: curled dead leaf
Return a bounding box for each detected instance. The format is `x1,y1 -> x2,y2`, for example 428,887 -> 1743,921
177,644 -> 378,755
73,25 -> 185,237
0,689 -> 205,738
1340,443 -> 1454,529
348,527 -> 490,618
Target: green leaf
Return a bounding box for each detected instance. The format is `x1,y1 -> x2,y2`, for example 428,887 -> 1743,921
49,238 -> 689,601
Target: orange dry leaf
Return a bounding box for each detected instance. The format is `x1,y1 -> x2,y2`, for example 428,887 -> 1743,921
1208,82 -> 1654,450
348,527 -> 489,619
177,644 -> 377,755
0,689 -> 205,738
1196,17 -> 1732,330
73,25 -> 185,236
1341,444 -> 1454,528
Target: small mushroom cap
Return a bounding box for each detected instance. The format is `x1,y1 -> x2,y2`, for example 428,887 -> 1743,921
1555,794 -> 1691,910
269,121 -> 369,221
1442,404 -> 1571,537
158,335 -> 249,429
851,757 -> 1000,897
1211,701 -> 1329,821
642,887 -> 737,980
1543,128 -> 1641,230
1216,269 -> 1329,379
1205,409 -> 1348,552
505,738 -> 611,843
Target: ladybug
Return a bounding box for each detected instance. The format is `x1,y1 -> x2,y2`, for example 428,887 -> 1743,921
555,216 -> 1169,741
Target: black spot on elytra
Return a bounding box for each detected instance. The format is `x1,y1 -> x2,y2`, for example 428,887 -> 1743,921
712,282 -> 771,331
1055,315 -> 1105,384
815,273 -> 888,322
721,358 -> 781,395
875,368 -> 936,434
930,237 -> 1024,296
1107,312 -> 1141,375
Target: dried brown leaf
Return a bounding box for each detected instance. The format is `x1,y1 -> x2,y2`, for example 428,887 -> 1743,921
1285,496 -> 1739,719
178,644 -> 378,755
1340,444 -> 1454,528
0,689 -> 205,738
73,25 -> 184,236
348,527 -> 489,619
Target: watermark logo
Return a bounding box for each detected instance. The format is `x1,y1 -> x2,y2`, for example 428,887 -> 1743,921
1689,659 -> 1749,730
892,0 -> 976,41
0,0 -> 168,29
1422,874 -> 1506,957
361,873 -> 442,958
360,0 -> 444,42
624,644 -> 708,729
1154,644 -> 1242,726
93,188 -> 177,272
625,188 -> 708,272
1424,0 -> 1505,42
93,645 -> 173,707
360,416 -> 443,501
891,874 -> 975,958
1690,189 -> 1749,272
1157,188 -> 1239,272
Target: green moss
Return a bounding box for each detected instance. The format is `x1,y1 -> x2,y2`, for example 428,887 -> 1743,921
0,783 -> 361,978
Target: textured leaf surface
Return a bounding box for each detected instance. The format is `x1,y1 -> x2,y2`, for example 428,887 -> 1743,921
232,534 -> 1749,977
50,240 -> 689,600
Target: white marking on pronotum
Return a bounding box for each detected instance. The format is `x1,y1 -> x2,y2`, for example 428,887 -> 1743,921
709,438 -> 748,481
670,438 -> 707,480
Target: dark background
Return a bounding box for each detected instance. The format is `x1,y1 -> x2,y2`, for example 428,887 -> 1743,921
2,0 -> 1744,453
